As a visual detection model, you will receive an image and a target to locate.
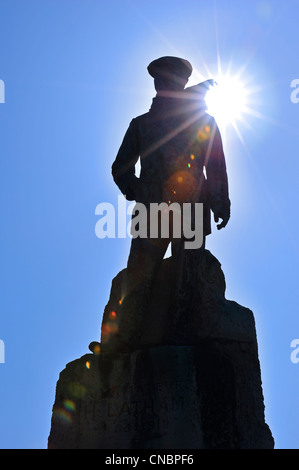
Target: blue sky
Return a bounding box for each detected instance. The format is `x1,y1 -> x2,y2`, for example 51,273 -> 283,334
0,0 -> 299,449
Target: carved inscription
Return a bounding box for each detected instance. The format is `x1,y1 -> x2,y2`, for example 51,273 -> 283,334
107,395 -> 184,417
81,378 -> 195,435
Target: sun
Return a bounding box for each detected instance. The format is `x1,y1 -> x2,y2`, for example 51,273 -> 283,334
204,74 -> 249,130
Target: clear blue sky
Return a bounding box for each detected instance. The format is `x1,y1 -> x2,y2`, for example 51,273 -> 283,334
0,0 -> 299,449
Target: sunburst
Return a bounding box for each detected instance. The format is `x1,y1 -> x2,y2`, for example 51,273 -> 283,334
205,73 -> 249,130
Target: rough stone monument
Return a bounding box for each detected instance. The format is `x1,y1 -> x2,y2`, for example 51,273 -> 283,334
48,56 -> 274,449
48,250 -> 274,449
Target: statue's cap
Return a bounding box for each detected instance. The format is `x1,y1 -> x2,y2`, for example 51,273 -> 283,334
147,56 -> 193,80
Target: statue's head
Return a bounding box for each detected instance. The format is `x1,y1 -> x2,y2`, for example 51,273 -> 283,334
147,56 -> 192,92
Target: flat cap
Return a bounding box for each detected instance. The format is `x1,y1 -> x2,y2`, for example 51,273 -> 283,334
147,56 -> 193,80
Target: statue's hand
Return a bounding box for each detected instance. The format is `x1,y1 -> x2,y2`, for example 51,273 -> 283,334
212,204 -> 230,230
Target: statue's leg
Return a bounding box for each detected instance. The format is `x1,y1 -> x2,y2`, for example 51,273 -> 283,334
167,237 -> 206,344
111,236 -> 169,350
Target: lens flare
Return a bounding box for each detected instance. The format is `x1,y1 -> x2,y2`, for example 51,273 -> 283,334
93,343 -> 101,355
68,382 -> 86,399
101,317 -> 119,343
53,408 -> 73,424
53,399 -> 76,425
63,399 -> 76,412
197,125 -> 211,142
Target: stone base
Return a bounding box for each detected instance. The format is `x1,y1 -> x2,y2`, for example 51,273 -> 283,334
48,342 -> 274,449
48,251 -> 274,449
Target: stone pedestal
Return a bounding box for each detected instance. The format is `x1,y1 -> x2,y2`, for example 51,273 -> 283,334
48,251 -> 274,449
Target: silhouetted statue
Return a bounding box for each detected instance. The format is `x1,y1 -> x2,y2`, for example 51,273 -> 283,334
103,56 -> 230,351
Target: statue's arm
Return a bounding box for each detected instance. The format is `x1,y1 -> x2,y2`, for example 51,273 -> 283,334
112,119 -> 140,201
205,120 -> 231,229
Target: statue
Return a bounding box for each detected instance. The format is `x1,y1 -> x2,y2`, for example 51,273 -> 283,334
49,57 -> 274,451
101,56 -> 231,352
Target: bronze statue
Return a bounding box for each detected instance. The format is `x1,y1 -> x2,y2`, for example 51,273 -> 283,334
102,56 -> 230,351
